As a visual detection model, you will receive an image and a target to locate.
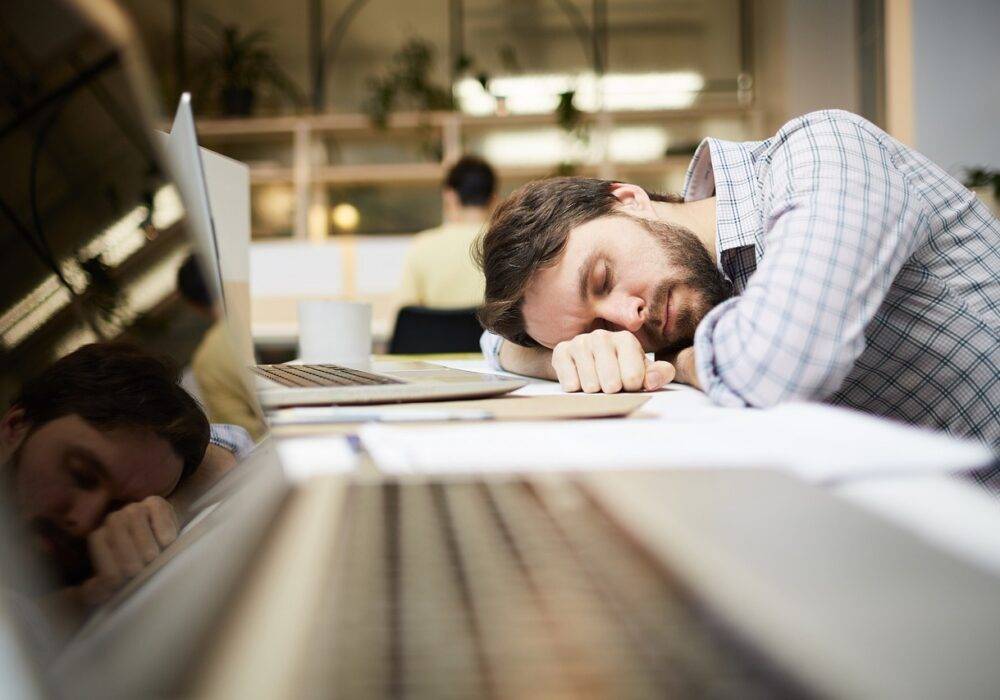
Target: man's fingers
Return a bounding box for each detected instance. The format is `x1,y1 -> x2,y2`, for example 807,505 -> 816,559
106,514 -> 145,578
593,342 -> 623,393
571,349 -> 601,393
85,498 -> 179,594
145,497 -> 178,549
87,529 -> 123,587
551,346 -> 581,392
643,360 -> 676,391
613,335 -> 647,392
125,508 -> 162,564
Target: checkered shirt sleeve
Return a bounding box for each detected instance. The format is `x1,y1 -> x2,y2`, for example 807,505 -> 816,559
693,115 -> 929,407
480,330 -> 504,371
209,423 -> 254,461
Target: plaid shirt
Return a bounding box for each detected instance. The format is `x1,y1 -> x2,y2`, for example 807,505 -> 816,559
690,110 -> 999,448
483,110 -> 999,448
209,423 -> 254,460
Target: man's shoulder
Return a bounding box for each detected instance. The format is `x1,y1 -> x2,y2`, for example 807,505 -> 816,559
764,110 -> 894,169
777,110 -> 890,143
409,224 -> 447,247
411,222 -> 483,255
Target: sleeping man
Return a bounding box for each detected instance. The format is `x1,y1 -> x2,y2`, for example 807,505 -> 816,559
2,343 -> 251,608
475,111 -> 999,451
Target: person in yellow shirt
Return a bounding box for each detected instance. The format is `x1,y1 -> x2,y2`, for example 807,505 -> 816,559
396,156 -> 496,309
176,256 -> 267,441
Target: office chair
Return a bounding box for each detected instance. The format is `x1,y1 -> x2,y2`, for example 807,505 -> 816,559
388,306 -> 483,354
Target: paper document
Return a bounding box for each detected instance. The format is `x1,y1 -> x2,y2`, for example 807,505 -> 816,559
359,402 -> 994,483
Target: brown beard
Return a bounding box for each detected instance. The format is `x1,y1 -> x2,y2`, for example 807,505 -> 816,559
8,447 -> 94,587
636,217 -> 733,353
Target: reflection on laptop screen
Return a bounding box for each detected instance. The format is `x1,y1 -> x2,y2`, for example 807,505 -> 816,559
0,0 -> 264,676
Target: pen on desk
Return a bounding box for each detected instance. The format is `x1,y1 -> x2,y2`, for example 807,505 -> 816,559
268,407 -> 494,425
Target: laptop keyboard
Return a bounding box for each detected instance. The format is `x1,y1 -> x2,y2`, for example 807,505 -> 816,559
252,364 -> 403,388
303,480 -> 804,699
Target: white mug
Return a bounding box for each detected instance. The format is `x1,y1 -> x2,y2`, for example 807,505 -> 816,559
298,300 -> 372,365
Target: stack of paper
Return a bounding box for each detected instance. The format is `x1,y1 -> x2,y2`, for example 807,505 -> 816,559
359,402 -> 994,483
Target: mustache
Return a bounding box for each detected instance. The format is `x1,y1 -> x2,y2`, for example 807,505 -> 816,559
29,516 -> 93,586
642,280 -> 671,339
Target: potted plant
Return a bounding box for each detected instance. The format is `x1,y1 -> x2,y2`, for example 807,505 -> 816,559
363,38 -> 454,128
963,167 -> 1000,217
195,18 -> 304,117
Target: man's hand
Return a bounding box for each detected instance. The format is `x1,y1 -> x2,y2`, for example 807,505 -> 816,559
551,330 -> 675,393
80,496 -> 178,604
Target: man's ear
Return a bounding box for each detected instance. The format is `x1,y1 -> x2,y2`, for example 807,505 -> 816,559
609,183 -> 655,217
0,406 -> 30,455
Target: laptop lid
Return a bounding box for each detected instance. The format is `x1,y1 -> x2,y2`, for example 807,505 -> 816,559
0,0 -> 285,694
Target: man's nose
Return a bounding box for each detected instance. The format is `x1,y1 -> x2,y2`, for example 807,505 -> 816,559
598,294 -> 645,333
63,490 -> 112,538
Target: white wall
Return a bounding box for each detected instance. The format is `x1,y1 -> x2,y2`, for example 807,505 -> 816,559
753,0 -> 860,134
912,0 -> 1000,172
784,0 -> 860,120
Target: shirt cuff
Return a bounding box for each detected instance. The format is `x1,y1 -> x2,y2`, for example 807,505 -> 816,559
480,331 -> 504,371
209,423 -> 255,461
693,298 -> 752,408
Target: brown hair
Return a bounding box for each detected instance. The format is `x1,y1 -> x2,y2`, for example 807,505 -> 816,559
14,342 -> 210,480
474,177 -> 682,347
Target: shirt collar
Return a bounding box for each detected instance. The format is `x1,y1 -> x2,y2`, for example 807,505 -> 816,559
682,137 -> 766,265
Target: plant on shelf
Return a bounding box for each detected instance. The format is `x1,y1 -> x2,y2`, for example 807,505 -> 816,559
193,18 -> 304,117
362,38 -> 454,129
963,166 -> 1000,216
963,167 -> 1000,198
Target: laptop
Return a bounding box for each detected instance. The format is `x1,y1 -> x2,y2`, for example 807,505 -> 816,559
5,2 -> 1000,699
164,93 -> 526,409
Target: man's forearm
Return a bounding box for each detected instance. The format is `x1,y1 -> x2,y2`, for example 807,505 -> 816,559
498,341 -> 557,381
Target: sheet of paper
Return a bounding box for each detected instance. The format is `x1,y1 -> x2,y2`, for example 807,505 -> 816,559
359,401 -> 994,483
275,435 -> 359,481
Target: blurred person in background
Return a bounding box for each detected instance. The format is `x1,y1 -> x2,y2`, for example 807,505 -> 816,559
396,155 -> 497,310
177,255 -> 267,441
1,343 -> 251,610
477,110 -> 1000,452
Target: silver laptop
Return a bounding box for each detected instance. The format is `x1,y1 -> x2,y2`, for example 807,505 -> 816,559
6,2 -> 1000,700
165,93 -> 525,409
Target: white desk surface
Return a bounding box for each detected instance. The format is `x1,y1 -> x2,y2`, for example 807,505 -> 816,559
272,357 -> 1000,578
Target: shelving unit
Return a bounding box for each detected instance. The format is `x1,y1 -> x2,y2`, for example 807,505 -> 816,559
194,103 -> 764,240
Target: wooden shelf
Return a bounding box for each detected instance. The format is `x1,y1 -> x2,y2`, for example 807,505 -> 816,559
246,157 -> 696,187
195,104 -> 757,139
195,105 -> 762,239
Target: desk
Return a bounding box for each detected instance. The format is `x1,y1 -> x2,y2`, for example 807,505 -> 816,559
271,356 -> 1000,578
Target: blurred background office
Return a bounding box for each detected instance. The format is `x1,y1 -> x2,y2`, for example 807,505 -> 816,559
106,0 -> 999,360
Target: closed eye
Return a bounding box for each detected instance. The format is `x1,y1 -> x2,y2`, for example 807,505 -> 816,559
598,261 -> 613,296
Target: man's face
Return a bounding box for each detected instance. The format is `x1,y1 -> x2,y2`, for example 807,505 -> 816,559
522,213 -> 732,354
2,411 -> 183,585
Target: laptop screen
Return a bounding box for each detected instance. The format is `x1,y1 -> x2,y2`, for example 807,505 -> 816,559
0,0 -> 267,678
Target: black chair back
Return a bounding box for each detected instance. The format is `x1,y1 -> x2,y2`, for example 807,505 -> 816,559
389,306 -> 484,354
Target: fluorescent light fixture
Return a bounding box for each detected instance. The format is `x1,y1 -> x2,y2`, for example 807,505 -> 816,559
607,126 -> 669,162
455,71 -> 705,116
151,185 -> 184,230
479,128 -> 588,167
479,125 -> 670,167
0,184 -> 183,350
0,284 -> 72,349
122,247 -> 189,316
